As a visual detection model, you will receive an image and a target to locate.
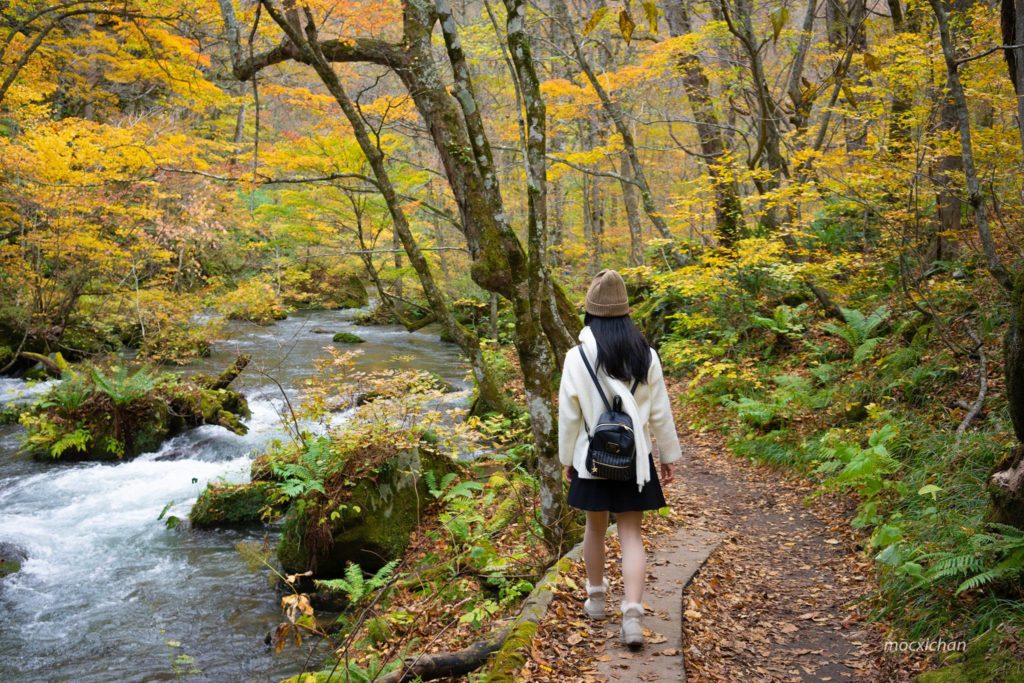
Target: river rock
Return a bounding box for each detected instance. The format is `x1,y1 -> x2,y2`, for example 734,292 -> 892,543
332,332 -> 365,344
277,446 -> 458,577
190,481 -> 279,528
21,360 -> 251,462
0,542 -> 27,579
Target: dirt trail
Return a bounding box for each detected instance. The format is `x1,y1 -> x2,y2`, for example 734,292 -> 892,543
675,428 -> 908,682
524,388 -> 919,682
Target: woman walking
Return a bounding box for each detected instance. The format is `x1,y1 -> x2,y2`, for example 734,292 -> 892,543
558,269 -> 682,650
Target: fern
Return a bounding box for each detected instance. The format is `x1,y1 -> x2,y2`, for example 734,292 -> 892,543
923,525 -> 1024,595
91,365 -> 161,406
751,304 -> 807,340
823,305 -> 889,365
315,559 -> 400,604
49,426 -> 92,458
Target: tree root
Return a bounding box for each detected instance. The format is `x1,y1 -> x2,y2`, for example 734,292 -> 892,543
955,328 -> 987,452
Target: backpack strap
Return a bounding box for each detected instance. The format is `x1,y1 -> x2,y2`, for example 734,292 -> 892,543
578,345 -> 641,410
579,346 -> 612,413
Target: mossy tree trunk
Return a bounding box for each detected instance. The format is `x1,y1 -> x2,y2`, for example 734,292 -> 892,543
219,0 -> 581,548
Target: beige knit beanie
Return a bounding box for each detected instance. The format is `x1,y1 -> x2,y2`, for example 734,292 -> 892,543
585,269 -> 630,317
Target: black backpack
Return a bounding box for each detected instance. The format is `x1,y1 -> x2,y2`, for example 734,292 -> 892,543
579,346 -> 640,481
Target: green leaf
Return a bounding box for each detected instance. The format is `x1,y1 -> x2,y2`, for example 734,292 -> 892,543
875,543 -> 903,566
582,7 -> 609,35
769,6 -> 789,44
852,337 -> 881,365
872,524 -> 903,548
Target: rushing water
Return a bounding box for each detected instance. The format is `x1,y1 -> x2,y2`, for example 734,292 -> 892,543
0,309 -> 469,682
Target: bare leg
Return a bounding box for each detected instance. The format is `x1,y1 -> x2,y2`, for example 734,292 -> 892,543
583,510 -> 609,587
616,511 -> 645,604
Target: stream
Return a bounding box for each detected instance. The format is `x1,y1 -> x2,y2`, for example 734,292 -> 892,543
0,309 -> 469,682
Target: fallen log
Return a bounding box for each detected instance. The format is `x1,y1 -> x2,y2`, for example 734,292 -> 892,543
404,314 -> 437,333
378,537 -> 587,683
18,352 -> 62,378
201,354 -> 251,390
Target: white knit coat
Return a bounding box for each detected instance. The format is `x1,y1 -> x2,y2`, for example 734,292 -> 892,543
558,326 -> 682,491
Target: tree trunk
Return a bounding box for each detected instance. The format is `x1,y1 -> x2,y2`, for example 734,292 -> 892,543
996,272 -> 1024,527
1003,0 -> 1024,164
663,0 -> 746,247
843,0 -> 870,153
552,0 -> 683,261
888,0 -> 922,150
933,96 -> 962,263
437,0 -> 572,548
219,0 -> 577,547
931,0 -> 1022,528
619,152 -> 644,266
255,1 -> 514,417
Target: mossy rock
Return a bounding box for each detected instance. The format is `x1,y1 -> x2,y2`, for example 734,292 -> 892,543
915,631 -> 1024,683
332,332 -> 365,344
353,305 -> 401,326
278,447 -> 459,576
24,368 -> 250,461
190,481 -> 279,528
0,542 -> 26,579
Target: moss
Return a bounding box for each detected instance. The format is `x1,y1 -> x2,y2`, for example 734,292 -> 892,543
0,543 -> 26,579
23,366 -> 250,461
916,633 -> 1024,683
190,481 -> 278,528
483,619 -> 538,682
277,447 -> 459,577
332,331 -> 365,344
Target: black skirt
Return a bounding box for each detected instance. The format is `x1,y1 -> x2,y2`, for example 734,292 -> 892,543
567,453 -> 666,513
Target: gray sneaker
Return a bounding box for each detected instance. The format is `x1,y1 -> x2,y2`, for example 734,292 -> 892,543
620,601 -> 644,650
583,578 -> 609,619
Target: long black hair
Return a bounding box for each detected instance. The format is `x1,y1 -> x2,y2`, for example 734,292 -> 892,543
584,312 -> 652,385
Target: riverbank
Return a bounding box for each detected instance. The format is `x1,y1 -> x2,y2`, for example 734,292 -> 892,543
0,309 -> 469,682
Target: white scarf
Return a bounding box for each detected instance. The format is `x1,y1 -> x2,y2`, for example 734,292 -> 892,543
578,326 -> 652,492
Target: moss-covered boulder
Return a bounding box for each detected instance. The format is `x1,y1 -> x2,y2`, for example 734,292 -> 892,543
332,331 -> 365,344
278,446 -> 458,576
190,481 -> 280,528
0,542 -> 26,579
20,358 -> 251,461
